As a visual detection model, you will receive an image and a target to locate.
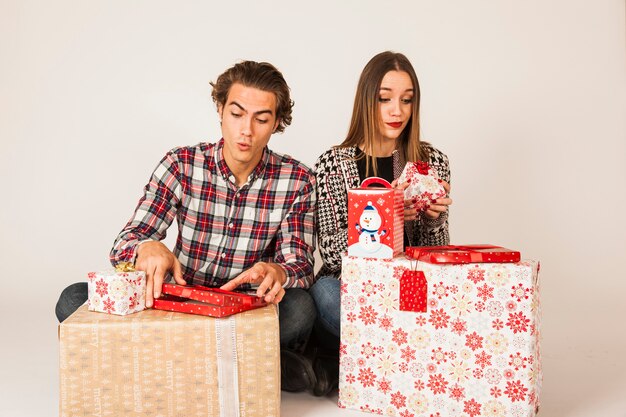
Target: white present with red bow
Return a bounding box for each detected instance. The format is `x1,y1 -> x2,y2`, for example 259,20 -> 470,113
397,161 -> 446,212
338,254 -> 541,417
87,264 -> 146,315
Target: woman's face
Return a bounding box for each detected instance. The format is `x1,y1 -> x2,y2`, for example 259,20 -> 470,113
376,70 -> 414,142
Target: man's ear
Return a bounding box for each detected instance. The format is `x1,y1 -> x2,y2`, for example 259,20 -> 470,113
217,105 -> 223,122
273,118 -> 280,133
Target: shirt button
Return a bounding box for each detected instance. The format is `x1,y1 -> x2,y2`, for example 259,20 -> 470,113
221,253 -> 226,259
228,222 -> 233,228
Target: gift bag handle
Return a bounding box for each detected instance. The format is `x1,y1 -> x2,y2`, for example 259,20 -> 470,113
360,177 -> 392,189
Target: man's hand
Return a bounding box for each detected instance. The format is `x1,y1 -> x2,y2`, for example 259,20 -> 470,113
135,241 -> 186,308
424,180 -> 453,219
220,262 -> 287,304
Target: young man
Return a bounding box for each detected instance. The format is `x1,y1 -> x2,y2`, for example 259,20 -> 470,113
56,61 -> 318,393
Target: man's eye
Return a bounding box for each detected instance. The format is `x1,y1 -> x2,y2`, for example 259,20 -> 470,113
231,112 -> 242,118
256,119 -> 269,124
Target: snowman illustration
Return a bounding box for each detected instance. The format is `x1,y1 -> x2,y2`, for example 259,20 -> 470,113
355,201 -> 388,253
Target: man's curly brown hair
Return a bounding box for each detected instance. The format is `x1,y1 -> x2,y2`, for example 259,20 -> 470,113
210,61 -> 294,134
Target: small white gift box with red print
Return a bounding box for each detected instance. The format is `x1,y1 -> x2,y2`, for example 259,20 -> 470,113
347,177 -> 404,259
87,265 -> 146,315
338,253 -> 541,417
397,161 -> 446,212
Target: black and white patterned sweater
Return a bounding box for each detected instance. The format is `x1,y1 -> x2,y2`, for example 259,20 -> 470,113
314,143 -> 451,278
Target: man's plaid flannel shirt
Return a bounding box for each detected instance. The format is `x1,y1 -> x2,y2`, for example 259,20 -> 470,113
110,139 -> 317,289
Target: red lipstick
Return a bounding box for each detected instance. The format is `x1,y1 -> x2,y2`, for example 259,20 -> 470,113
386,122 -> 402,129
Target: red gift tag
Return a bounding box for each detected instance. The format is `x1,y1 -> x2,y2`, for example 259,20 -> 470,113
399,269 -> 427,313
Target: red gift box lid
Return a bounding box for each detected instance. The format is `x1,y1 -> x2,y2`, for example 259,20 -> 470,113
153,283 -> 268,317
406,244 -> 521,264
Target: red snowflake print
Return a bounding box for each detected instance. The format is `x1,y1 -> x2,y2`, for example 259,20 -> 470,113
451,318 -> 467,336
401,346 -> 416,362
399,410 -> 414,417
378,377 -> 392,394
414,380 -> 425,391
358,305 -> 379,325
475,351 -> 492,369
379,315 -> 393,331
399,362 -> 409,373
340,282 -> 348,294
509,353 -> 528,370
465,332 -> 483,351
360,405 -> 383,414
449,383 -> 465,402
475,301 -> 486,312
392,328 -> 408,345
432,282 -> 449,299
506,311 -> 530,333
357,358 -> 366,367
427,373 -> 448,395
448,351 -> 457,360
473,368 -> 484,379
428,308 -> 450,329
357,367 -> 376,387
361,342 -> 378,359
339,343 -> 347,356
504,380 -> 528,402
503,369 -> 515,379
428,298 -> 438,309
102,298 -> 115,313
506,301 -> 517,311
511,283 -> 531,302
477,283 -> 494,302
346,373 -> 356,384
358,295 -> 367,305
415,315 -> 427,326
467,267 -> 485,284
490,387 -> 502,398
431,347 -> 447,364
393,266 -> 408,280
361,280 -> 379,296
128,292 -> 138,309
429,414 -> 441,417
95,279 -> 108,297
426,363 -> 437,373
390,391 -> 407,409
449,285 -> 459,294
492,319 -> 504,330
346,312 -> 357,323
463,398 -> 481,417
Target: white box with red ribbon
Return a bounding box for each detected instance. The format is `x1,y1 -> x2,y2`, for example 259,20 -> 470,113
338,250 -> 541,417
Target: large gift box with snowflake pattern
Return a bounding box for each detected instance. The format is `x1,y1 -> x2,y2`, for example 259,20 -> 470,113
59,304 -> 280,417
338,255 -> 541,417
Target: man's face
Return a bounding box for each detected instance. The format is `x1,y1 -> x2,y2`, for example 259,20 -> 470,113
218,83 -> 279,177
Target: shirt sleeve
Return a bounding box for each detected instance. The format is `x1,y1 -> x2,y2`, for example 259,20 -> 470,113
314,150 -> 348,278
272,173 -> 317,289
109,151 -> 182,265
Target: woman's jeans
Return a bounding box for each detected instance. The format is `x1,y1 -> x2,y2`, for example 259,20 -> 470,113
309,276 -> 341,339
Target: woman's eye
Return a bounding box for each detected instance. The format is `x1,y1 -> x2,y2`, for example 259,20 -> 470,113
402,98 -> 413,104
378,97 -> 391,103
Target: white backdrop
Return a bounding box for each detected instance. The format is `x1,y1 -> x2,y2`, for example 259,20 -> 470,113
1,1 -> 625,416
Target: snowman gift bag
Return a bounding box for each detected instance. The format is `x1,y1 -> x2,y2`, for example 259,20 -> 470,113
347,177 -> 404,258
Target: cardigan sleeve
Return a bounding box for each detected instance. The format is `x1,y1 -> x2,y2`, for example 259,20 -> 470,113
415,145 -> 451,246
314,149 -> 349,278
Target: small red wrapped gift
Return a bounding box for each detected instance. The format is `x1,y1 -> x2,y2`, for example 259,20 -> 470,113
406,244 -> 521,264
153,283 -> 268,317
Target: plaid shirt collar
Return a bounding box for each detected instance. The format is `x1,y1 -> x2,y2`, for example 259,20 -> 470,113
214,138 -> 270,186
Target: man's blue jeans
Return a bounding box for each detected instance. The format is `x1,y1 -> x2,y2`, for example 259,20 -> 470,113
308,276 -> 341,339
55,282 -> 316,351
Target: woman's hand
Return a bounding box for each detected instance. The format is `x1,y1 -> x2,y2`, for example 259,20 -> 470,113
392,179 -> 419,221
424,180 -> 453,219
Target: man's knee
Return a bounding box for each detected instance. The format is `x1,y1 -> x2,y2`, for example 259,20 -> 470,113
278,288 -> 317,349
55,282 -> 88,323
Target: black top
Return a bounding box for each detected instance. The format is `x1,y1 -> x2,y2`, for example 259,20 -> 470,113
355,148 -> 394,184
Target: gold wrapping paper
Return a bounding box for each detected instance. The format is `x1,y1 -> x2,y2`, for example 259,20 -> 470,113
59,304 -> 280,417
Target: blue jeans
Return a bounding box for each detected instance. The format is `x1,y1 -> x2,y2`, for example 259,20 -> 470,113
309,276 -> 341,339
55,282 -> 316,351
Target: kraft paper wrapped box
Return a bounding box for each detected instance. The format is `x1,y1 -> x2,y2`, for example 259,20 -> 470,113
59,304 -> 280,417
338,254 -> 541,417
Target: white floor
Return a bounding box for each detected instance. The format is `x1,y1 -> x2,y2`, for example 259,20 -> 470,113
2,302 -> 626,417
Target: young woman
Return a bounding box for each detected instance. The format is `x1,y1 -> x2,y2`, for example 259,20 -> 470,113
308,51 -> 453,395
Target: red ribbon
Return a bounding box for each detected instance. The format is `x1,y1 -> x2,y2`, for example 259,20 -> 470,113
416,161 -> 430,175
406,245 -> 520,264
